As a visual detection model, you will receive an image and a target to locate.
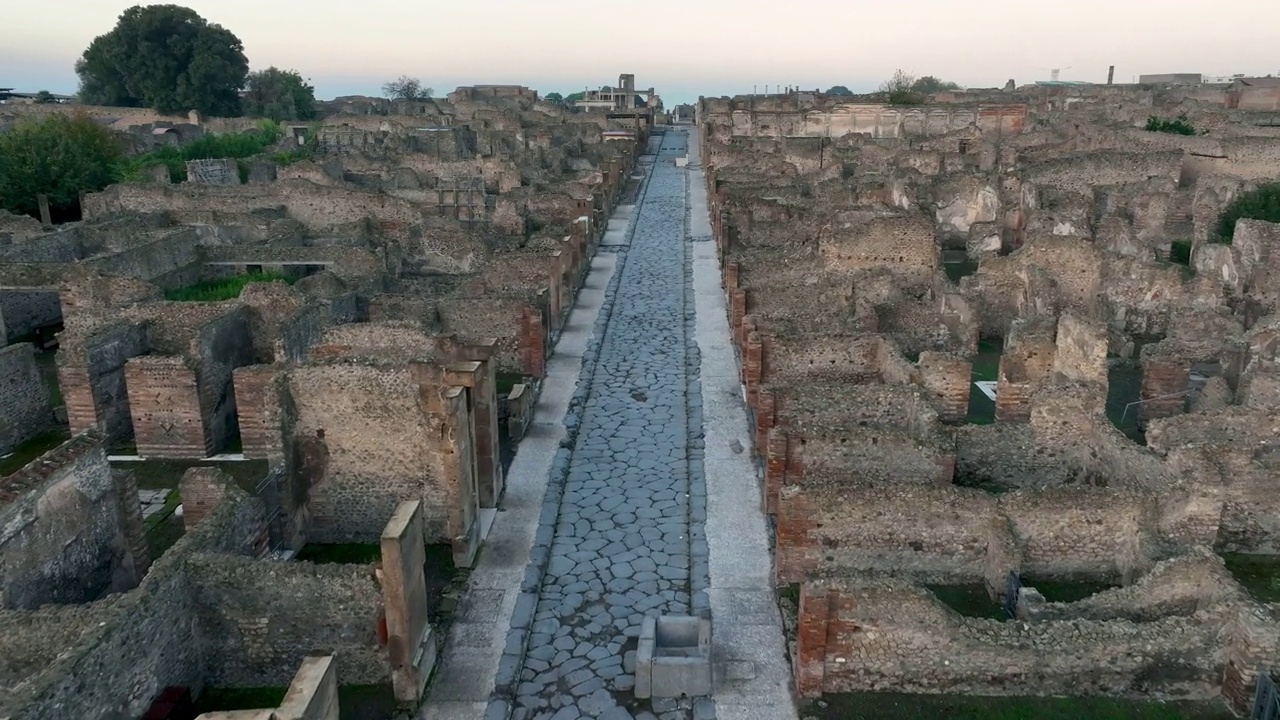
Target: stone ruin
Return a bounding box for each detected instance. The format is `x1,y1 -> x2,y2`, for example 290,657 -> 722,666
0,86 -> 648,719
700,83 -> 1280,712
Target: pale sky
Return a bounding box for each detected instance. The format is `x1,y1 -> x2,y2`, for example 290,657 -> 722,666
4,0 -> 1279,106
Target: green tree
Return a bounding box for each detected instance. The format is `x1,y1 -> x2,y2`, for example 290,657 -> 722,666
544,92 -> 564,103
243,67 -> 318,121
564,91 -> 586,104
1145,114 -> 1197,136
0,113 -> 123,220
383,76 -> 432,100
880,69 -> 924,105
76,4 -> 248,116
911,75 -> 961,94
34,90 -> 56,104
1216,183 -> 1280,243
826,85 -> 854,96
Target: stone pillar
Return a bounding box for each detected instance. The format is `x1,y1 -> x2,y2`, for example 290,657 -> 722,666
547,250 -> 564,327
520,305 -> 546,378
112,467 -> 152,578
36,193 -> 53,228
233,365 -> 285,461
744,330 -> 764,411
755,389 -> 776,460
730,289 -> 747,350
379,502 -> 435,705
179,467 -> 234,532
447,342 -> 503,509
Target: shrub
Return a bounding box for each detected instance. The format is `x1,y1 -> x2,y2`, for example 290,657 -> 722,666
1215,183 -> 1280,243
0,112 -> 123,219
1145,114 -> 1197,135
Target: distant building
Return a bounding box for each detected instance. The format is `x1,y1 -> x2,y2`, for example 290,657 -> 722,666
1138,73 -> 1203,86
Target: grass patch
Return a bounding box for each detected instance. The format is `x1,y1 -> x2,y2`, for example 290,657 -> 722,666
1221,553 -> 1280,603
118,458 -> 271,491
0,428 -> 72,476
1021,577 -> 1117,604
967,336 -> 1002,425
806,692 -> 1235,720
295,543 -> 383,565
165,271 -> 295,302
146,512 -> 186,561
927,584 -> 1008,620
780,582 -> 800,608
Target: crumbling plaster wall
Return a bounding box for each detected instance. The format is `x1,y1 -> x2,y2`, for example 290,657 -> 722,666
0,343 -> 56,455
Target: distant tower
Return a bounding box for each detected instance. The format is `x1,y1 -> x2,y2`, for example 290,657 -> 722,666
1050,68 -> 1061,82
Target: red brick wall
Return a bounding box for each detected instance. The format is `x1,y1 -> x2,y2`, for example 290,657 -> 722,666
125,357 -> 210,458
233,365 -> 282,460
1140,356 -> 1189,420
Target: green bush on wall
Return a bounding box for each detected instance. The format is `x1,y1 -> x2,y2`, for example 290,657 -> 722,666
1216,183 -> 1280,243
1145,114 -> 1198,135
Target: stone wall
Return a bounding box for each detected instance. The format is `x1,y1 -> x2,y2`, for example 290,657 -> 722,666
0,432 -> 142,609
126,356 -> 208,457
701,99 -> 1027,140
0,289 -> 61,343
190,554 -> 387,686
796,575 -> 1227,700
0,343 -> 55,454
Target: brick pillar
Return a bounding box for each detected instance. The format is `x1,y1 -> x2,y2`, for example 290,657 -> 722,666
765,426 -> 787,514
233,365 -> 284,461
180,467 -> 234,532
59,364 -> 99,437
1140,356 -> 1190,420
795,583 -> 831,698
918,352 -> 971,423
745,331 -> 764,411
756,389 -> 776,460
730,289 -> 747,351
724,262 -> 739,295
520,305 -> 546,378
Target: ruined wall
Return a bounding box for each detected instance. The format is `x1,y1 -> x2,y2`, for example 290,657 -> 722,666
0,343 -> 56,454
0,433 -> 139,609
190,555 -> 387,686
197,308 -> 258,452
819,217 -> 938,289
436,297 -> 531,374
797,577 -> 1225,699
287,365 -> 452,543
4,489 -> 269,720
58,321 -> 150,445
86,228 -> 203,289
0,289 -> 61,343
706,101 -> 1027,139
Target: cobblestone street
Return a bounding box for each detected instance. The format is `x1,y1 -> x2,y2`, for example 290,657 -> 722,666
506,131 -> 708,720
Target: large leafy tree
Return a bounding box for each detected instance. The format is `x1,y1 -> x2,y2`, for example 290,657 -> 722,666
826,85 -> 853,96
0,113 -> 123,220
76,5 -> 249,116
243,67 -> 318,121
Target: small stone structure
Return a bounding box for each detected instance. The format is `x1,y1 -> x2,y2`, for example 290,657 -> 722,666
635,615 -> 713,700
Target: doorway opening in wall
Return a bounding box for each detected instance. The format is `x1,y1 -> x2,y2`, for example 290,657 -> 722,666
967,336 -> 1003,424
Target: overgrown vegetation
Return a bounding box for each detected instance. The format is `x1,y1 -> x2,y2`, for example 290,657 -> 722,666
878,70 -> 962,105
243,67 -> 319,121
1221,553 -> 1280,602
164,271 -> 295,301
1145,113 -> 1198,136
1215,182 -> 1280,243
0,113 -> 124,220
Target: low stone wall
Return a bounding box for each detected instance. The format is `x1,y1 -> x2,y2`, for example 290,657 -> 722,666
190,554 -> 387,687
0,289 -> 61,343
0,343 -> 55,455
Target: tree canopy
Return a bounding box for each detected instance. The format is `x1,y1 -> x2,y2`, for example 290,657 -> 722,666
0,113 -> 123,220
383,76 -> 433,100
826,85 -> 854,96
76,4 -> 249,116
243,68 -> 318,121
564,92 -> 586,104
878,71 -> 962,105
544,92 -> 564,104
